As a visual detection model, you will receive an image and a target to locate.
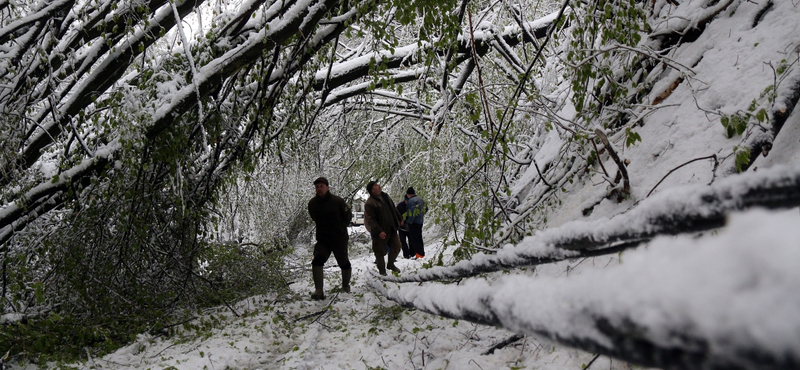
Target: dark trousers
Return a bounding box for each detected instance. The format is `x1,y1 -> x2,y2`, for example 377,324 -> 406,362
398,228 -> 411,258
408,223 -> 424,257
311,242 -> 351,270
371,232 -> 401,274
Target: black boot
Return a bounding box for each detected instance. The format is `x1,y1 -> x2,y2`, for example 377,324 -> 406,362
376,257 -> 387,276
374,244 -> 387,275
311,266 -> 325,300
387,246 -> 401,273
342,268 -> 351,293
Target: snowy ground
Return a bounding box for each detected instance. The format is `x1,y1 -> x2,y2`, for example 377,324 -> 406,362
19,200 -> 799,370
10,205 -> 800,370
11,226 -> 648,370
7,1 -> 800,369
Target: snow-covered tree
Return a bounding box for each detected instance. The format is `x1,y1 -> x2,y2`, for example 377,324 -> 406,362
3,0 -> 799,367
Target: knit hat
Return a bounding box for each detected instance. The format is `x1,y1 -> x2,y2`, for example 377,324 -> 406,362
366,181 -> 377,194
406,186 -> 415,195
313,177 -> 329,186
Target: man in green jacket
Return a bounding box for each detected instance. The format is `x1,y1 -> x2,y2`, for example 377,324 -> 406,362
308,177 -> 353,300
363,181 -> 403,275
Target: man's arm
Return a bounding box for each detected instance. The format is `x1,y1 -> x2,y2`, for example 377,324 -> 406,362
363,203 -> 382,237
342,200 -> 353,226
308,199 -> 316,222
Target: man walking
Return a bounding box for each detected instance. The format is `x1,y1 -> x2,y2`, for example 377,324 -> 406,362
405,187 -> 426,259
363,181 -> 403,275
396,194 -> 412,259
307,177 -> 353,300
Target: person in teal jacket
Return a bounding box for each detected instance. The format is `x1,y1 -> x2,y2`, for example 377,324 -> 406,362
405,187 -> 426,258
396,194 -> 412,259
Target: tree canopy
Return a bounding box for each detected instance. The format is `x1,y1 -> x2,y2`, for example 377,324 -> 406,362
2,0 -> 799,367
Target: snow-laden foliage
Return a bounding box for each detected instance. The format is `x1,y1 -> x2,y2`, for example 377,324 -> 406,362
1,0 -> 799,367
0,0 -> 483,359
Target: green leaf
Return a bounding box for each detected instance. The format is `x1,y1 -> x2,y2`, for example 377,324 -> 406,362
625,127 -> 642,148
733,115 -> 747,136
720,115 -> 737,138
756,108 -> 767,123
734,146 -> 751,172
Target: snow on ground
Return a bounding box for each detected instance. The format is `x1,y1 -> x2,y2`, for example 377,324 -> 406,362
17,227 -> 637,370
15,204 -> 800,369
376,209 -> 800,367
8,2 -> 799,369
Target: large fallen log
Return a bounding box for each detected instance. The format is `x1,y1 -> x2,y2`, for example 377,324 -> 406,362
371,207 -> 800,370
381,164 -> 800,283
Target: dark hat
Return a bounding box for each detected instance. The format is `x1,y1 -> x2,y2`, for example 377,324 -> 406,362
313,177 -> 329,186
366,181 -> 377,194
406,186 -> 415,195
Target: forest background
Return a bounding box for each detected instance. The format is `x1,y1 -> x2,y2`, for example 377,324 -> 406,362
1,0 -> 799,368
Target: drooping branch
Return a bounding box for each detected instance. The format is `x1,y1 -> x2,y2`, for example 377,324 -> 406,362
0,144 -> 114,249
308,15 -> 555,94
649,0 -> 735,48
594,128 -> 630,197
370,207 -> 800,370
0,0 -> 209,185
382,164 -> 800,283
0,0 -> 350,244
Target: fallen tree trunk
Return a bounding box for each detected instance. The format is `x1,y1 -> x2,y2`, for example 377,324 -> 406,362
371,207 -> 800,370
382,164 -> 800,284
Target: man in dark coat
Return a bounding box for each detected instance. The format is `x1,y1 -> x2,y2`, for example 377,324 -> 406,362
363,181 -> 403,275
308,177 -> 353,300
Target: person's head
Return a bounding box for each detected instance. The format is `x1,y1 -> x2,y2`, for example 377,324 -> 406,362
406,186 -> 416,196
314,177 -> 329,197
366,181 -> 381,196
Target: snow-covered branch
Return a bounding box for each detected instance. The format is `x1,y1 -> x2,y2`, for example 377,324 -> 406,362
372,209 -> 800,370
382,164 -> 800,283
0,0 -> 348,240
308,14 -> 555,93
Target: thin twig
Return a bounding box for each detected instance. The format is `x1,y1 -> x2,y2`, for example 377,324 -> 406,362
594,129 -> 630,195
533,159 -> 552,188
208,353 -> 216,370
311,293 -> 340,324
591,139 -> 611,178
468,358 -> 483,369
467,10 -> 497,135
150,343 -> 179,358
584,354 -> 602,369
151,316 -> 198,336
483,334 -> 524,355
295,292 -> 340,322
295,309 -> 327,322
647,154 -> 718,197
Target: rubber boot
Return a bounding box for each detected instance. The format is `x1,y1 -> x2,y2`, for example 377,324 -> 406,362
342,268 -> 351,293
387,246 -> 401,273
373,241 -> 387,275
311,266 -> 325,300
375,255 -> 387,276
